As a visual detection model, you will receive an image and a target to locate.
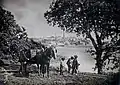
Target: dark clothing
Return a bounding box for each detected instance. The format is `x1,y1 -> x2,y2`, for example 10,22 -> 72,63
66,58 -> 73,73
72,59 -> 79,69
19,50 -> 29,76
72,58 -> 79,74
25,49 -> 31,59
66,59 -> 71,66
19,51 -> 28,62
68,65 -> 71,73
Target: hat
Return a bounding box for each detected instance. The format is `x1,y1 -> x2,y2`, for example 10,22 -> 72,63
71,56 -> 74,59
61,57 -> 65,61
74,55 -> 78,58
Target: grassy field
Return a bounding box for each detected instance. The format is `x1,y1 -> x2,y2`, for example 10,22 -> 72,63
0,71 -> 117,85
0,46 -> 119,85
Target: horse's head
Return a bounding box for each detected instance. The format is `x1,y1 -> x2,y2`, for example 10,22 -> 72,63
45,46 -> 56,60
49,46 -> 57,59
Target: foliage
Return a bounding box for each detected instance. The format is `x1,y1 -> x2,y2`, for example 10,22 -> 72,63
29,38 -> 45,49
44,0 -> 120,73
0,6 -> 30,62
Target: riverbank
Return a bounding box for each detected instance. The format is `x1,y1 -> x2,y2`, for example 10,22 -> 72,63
56,45 -> 93,48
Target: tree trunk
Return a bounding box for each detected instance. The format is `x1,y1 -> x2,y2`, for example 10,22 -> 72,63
97,62 -> 102,74
96,53 -> 103,74
87,32 -> 103,74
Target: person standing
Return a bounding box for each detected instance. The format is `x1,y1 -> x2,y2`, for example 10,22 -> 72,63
19,49 -> 29,76
71,55 -> 79,75
66,56 -> 74,73
60,58 -> 65,75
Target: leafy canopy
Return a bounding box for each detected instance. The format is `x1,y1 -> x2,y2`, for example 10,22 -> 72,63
44,0 -> 120,72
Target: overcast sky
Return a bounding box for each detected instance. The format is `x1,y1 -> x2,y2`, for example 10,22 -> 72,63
3,0 -> 64,38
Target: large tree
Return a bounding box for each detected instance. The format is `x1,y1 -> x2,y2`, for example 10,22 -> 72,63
44,0 -> 120,74
0,6 -> 30,62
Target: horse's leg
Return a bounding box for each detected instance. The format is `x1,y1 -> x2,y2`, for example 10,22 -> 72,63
21,62 -> 24,75
40,64 -> 42,74
19,63 -> 22,73
40,64 -> 44,77
42,65 -> 44,78
19,62 -> 25,76
46,63 -> 50,78
24,63 -> 28,77
37,64 -> 40,76
21,62 -> 27,76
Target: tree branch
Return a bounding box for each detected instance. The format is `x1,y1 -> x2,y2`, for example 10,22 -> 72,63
87,32 -> 98,51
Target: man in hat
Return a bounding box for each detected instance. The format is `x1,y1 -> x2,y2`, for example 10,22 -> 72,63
71,55 -> 80,75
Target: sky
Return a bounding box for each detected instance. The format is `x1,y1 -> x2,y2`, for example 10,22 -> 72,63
4,0 -> 120,38
3,0 -> 63,38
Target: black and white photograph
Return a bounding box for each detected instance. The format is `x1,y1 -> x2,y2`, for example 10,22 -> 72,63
0,0 -> 120,85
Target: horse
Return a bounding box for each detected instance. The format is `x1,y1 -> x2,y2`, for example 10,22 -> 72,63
27,46 -> 56,77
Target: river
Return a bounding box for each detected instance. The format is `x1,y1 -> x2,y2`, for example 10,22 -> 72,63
50,46 -> 97,73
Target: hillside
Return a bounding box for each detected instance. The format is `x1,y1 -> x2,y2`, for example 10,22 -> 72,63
0,71 -> 117,85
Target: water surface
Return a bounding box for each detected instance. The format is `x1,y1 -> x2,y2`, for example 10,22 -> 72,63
50,46 -> 97,73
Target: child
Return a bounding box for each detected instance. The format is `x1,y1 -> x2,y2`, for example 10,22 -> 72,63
66,56 -> 74,73
60,58 -> 65,75
72,55 -> 80,74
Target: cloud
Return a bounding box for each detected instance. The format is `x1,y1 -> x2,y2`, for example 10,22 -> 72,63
3,0 -> 62,37
4,0 -> 27,8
